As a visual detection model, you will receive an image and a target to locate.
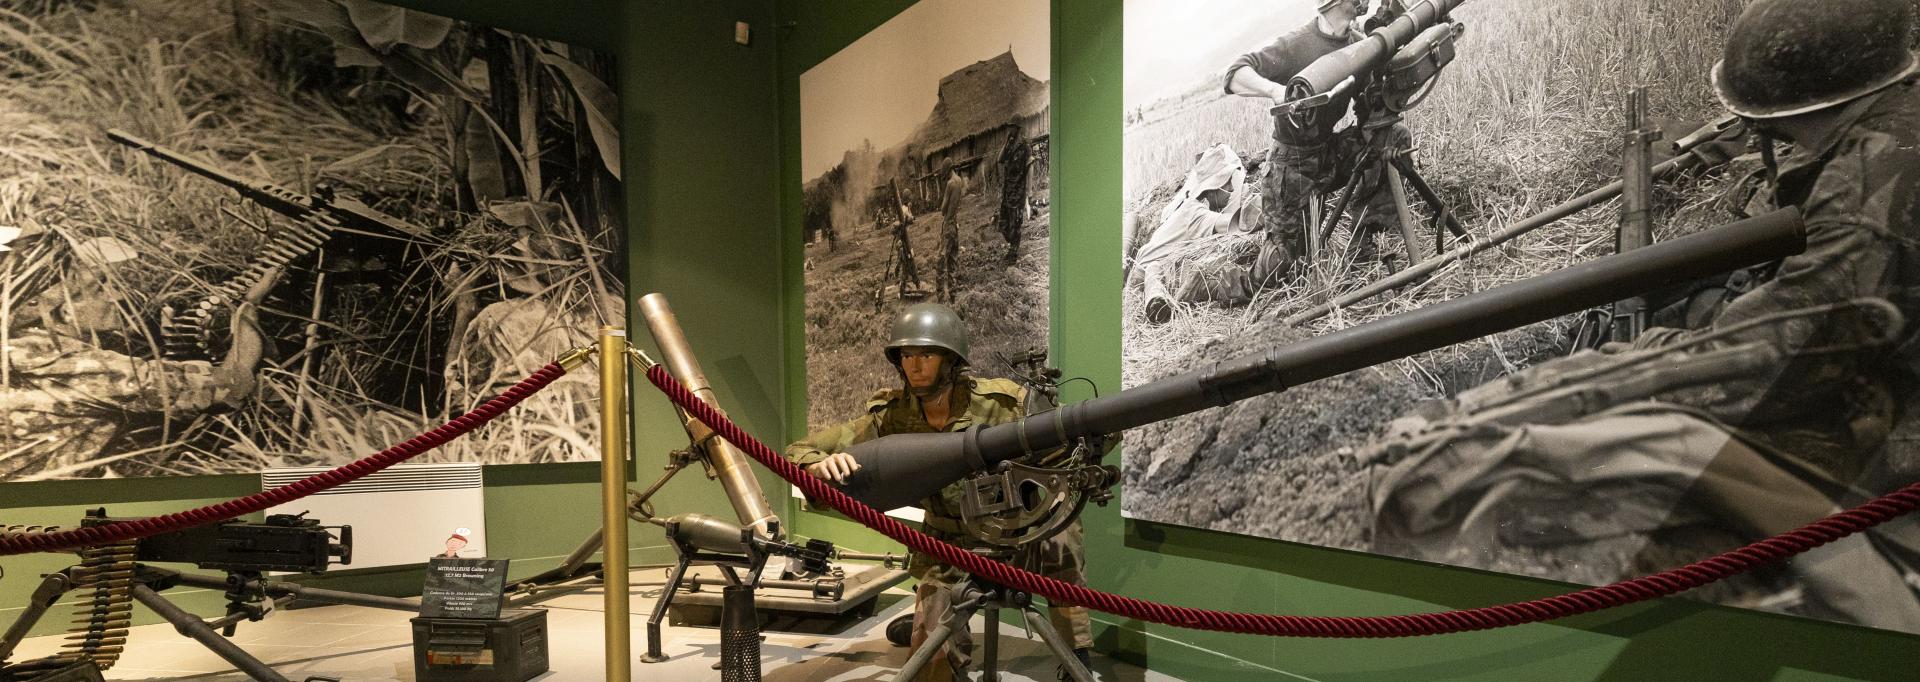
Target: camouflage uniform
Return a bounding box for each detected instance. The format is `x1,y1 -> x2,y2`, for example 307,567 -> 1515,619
786,377 -> 1092,681
1370,77 -> 1920,631
0,330 -> 235,479
996,135 -> 1031,261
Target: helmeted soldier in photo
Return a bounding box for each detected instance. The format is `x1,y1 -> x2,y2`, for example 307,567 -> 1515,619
1363,0 -> 1920,632
783,303 -> 1092,681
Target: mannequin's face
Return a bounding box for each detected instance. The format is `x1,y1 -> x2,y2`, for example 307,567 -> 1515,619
897,347 -> 948,390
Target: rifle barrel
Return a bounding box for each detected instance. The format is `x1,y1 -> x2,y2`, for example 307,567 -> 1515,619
1284,152 -> 1703,326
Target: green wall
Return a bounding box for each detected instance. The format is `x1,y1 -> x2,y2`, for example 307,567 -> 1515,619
1,0 -> 792,639
775,1 -> 1920,680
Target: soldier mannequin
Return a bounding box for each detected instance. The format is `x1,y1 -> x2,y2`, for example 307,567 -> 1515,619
1368,0 -> 1920,632
787,303 -> 1093,681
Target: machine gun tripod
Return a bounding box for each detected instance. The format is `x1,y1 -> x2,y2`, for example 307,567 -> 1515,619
891,546 -> 1095,682
0,511 -> 401,682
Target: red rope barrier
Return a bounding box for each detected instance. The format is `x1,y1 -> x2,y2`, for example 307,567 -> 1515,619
0,363 -> 571,556
647,364 -> 1920,637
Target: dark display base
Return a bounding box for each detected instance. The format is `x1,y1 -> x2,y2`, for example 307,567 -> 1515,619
410,609 -> 548,682
666,563 -> 908,628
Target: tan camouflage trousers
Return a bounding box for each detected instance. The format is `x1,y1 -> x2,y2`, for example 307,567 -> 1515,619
908,520 -> 1092,681
1031,519 -> 1093,650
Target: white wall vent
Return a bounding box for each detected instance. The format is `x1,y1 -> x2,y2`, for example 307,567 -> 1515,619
261,462 -> 487,570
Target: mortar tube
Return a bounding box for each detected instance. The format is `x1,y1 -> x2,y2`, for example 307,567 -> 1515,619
638,294 -> 782,539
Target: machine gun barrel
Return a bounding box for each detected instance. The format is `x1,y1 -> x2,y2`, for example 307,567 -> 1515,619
108,129 -> 312,219
834,207 -> 1805,510
107,129 -> 424,238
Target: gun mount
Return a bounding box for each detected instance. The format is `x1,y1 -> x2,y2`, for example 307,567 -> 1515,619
106,129 -> 427,361
830,207 -> 1806,511
1278,0 -> 1469,126
77,510 -> 351,575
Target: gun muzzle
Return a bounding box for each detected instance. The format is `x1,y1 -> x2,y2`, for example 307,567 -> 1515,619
1288,0 -> 1468,104
639,294 -> 783,539
663,513 -> 750,555
829,207 -> 1806,511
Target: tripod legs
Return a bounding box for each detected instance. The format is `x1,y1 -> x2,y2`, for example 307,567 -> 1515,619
1022,608 -> 1094,682
0,573 -> 69,663
641,558 -> 691,663
130,585 -> 290,682
982,605 -> 1000,681
890,592 -> 979,682
1384,154 -> 1466,251
888,587 -> 1095,682
1386,169 -> 1426,263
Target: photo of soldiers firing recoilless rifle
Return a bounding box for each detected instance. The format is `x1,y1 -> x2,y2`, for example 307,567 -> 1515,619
1121,0 -> 1920,633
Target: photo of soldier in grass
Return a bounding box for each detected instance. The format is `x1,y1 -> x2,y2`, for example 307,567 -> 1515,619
1122,0 -> 1920,633
0,0 -> 623,480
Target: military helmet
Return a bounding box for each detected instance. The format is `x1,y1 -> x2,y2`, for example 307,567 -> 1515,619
884,302 -> 970,367
1711,0 -> 1918,119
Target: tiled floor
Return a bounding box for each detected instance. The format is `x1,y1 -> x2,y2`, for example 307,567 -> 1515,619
6,581 -> 1178,680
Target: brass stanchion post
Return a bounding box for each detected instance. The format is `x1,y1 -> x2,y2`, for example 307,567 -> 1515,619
598,326 -> 631,681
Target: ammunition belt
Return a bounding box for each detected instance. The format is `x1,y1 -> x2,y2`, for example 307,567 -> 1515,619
0,525 -> 135,676
160,214 -> 338,360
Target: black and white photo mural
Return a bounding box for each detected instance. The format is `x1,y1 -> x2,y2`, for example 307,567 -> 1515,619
1121,0 -> 1920,633
800,0 -> 1051,432
0,0 -> 623,480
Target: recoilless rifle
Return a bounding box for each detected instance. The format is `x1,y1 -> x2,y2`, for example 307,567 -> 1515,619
826,207 -> 1807,512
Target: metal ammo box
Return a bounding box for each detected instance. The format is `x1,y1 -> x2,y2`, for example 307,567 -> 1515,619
409,609 -> 548,682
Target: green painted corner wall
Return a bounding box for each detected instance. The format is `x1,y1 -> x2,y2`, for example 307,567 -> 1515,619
1,0 -> 792,640
774,1 -> 1920,680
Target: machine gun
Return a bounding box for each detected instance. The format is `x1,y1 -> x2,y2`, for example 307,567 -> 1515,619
824,207 -> 1806,511
1,511 -> 369,682
105,512 -> 350,574
106,130 -> 428,360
